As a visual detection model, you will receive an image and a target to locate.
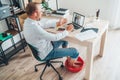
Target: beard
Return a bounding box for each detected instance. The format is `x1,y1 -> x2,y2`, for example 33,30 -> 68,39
37,18 -> 41,21
36,16 -> 41,21
36,14 -> 42,21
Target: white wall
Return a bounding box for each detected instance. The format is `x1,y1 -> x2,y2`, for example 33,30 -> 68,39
59,0 -> 111,22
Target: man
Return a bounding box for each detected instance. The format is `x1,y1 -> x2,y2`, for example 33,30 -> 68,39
23,2 -> 80,67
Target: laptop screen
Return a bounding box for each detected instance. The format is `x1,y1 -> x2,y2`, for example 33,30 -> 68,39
72,12 -> 85,27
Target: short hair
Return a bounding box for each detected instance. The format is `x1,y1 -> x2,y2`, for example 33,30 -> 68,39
26,2 -> 40,16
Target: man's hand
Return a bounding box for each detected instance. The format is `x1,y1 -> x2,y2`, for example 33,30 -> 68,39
66,24 -> 74,32
56,18 -> 67,27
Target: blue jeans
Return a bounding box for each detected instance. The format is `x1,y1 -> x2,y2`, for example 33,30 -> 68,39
44,40 -> 79,60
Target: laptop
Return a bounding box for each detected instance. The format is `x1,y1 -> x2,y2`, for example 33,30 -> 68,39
68,12 -> 85,29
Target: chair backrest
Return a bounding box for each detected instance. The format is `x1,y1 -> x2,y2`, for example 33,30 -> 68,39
27,44 -> 43,61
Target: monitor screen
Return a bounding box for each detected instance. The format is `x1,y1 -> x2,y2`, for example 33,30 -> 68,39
72,12 -> 85,27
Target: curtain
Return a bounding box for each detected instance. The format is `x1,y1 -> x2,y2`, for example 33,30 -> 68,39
109,0 -> 120,29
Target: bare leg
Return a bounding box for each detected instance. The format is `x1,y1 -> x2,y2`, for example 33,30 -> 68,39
67,57 -> 81,68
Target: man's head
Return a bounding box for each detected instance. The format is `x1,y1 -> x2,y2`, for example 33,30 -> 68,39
26,2 -> 43,20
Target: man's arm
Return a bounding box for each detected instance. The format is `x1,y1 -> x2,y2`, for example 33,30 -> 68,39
39,18 -> 58,28
37,25 -> 69,41
39,18 -> 67,29
36,21 -> 73,41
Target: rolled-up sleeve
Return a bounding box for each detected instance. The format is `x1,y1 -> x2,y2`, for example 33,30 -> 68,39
37,25 -> 69,41
39,18 -> 59,28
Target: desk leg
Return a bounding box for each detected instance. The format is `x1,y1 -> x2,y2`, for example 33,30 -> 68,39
99,30 -> 107,57
84,43 -> 95,80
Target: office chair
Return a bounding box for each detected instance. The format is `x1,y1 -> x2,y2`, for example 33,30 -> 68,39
28,44 -> 64,80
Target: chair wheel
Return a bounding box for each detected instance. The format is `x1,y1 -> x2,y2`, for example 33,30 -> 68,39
59,76 -> 63,80
35,68 -> 38,72
61,64 -> 64,68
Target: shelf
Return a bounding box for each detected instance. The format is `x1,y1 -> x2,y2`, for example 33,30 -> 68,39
0,39 -> 27,65
5,30 -> 18,36
0,0 -> 26,65
14,10 -> 25,15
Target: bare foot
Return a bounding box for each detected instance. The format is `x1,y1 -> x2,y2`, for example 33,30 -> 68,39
72,61 -> 82,68
68,60 -> 82,68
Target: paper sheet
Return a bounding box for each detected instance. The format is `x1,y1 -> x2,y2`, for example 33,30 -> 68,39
75,30 -> 98,41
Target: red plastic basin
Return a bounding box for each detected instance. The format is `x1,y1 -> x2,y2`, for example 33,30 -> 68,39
65,56 -> 84,73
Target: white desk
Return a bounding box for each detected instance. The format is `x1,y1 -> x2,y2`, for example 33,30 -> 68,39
45,15 -> 109,80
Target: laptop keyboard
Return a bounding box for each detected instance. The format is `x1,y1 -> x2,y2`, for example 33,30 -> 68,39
73,24 -> 81,29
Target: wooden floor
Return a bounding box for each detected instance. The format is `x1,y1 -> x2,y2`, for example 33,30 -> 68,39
0,30 -> 120,80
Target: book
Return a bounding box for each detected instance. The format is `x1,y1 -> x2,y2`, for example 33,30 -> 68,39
52,11 -> 65,15
0,33 -> 12,41
51,11 -> 69,18
56,8 -> 69,14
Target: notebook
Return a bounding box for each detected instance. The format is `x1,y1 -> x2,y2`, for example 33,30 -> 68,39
68,12 -> 85,29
